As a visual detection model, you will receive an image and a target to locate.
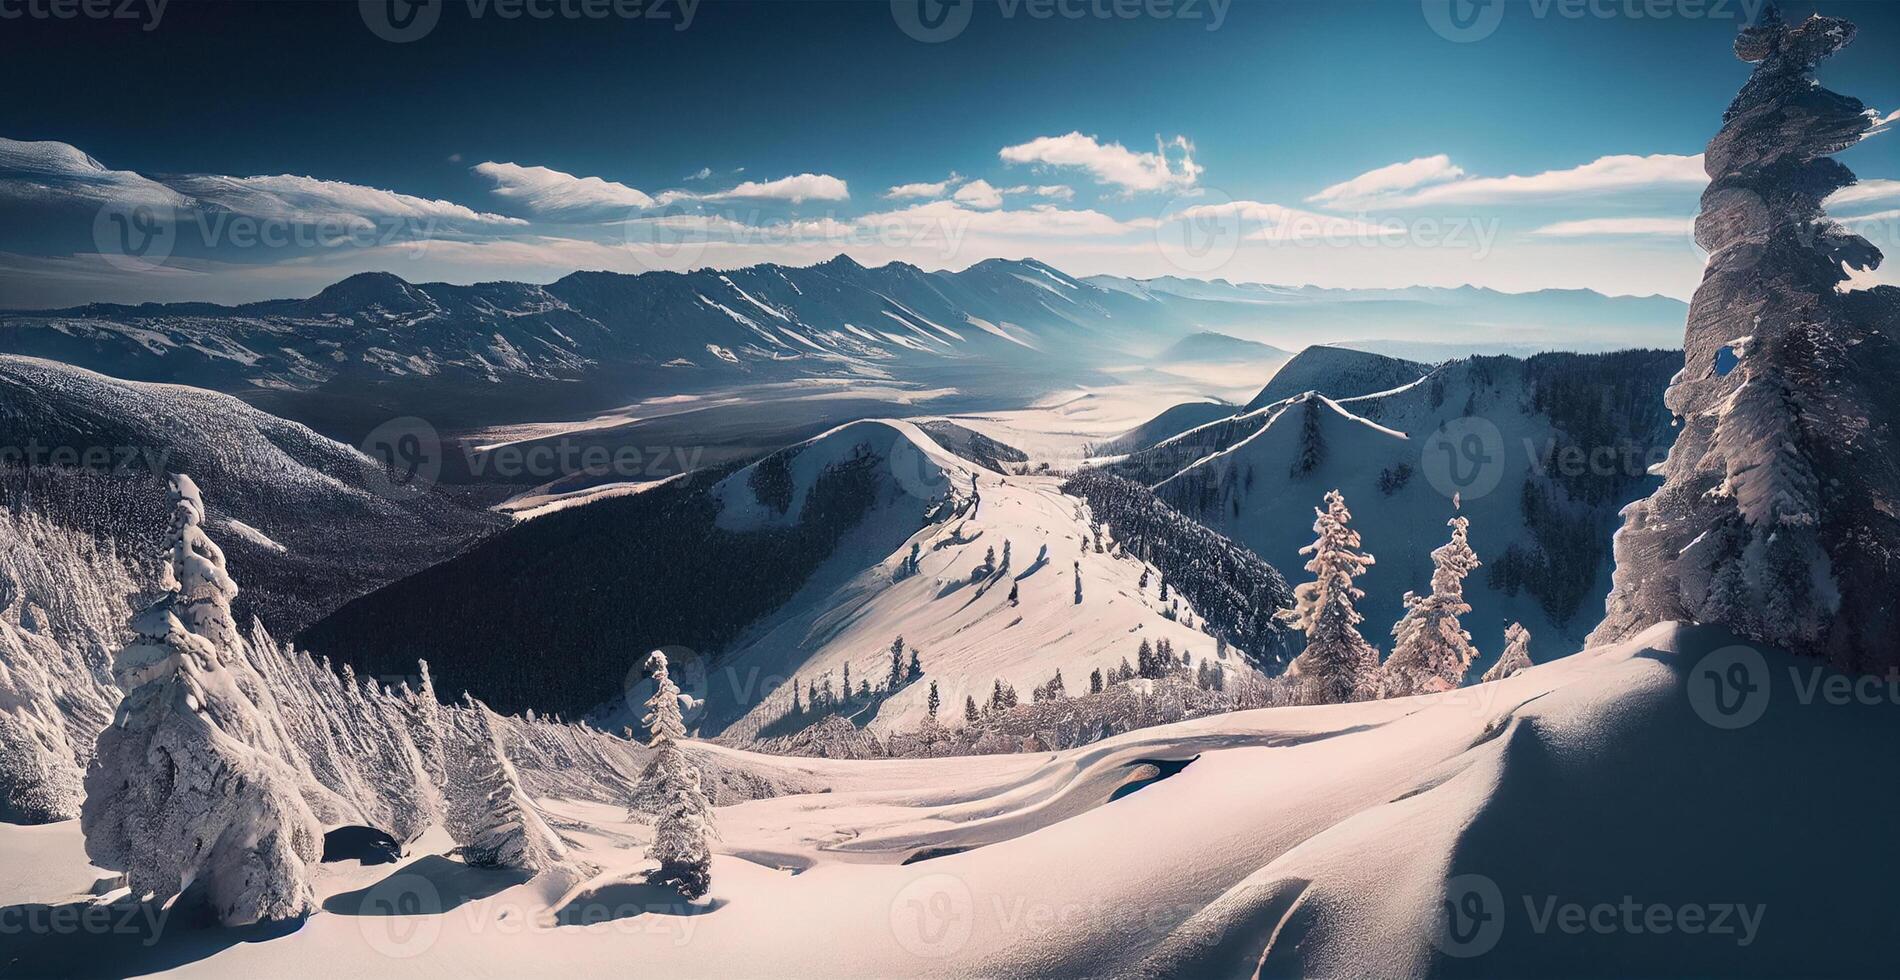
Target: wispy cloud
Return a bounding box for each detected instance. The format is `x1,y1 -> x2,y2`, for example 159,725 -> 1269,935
1316,153 -> 1706,209
885,174 -> 964,199
684,167 -> 713,181
1530,217 -> 1696,238
705,172 -> 850,204
999,132 -> 1201,194
1307,154 -> 1465,209
473,161 -> 654,215
0,138 -> 523,227
1826,178 -> 1900,210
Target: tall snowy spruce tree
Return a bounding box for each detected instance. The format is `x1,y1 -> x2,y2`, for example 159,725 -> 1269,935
1483,623 -> 1535,683
1277,490 -> 1379,703
81,475 -> 323,926
1382,516 -> 1481,697
641,649 -> 717,899
1592,6 -> 1900,671
444,695 -> 568,872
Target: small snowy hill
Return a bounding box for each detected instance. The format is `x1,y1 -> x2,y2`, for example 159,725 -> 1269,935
699,437 -> 1244,740
1089,400 -> 1238,458
1243,344 -> 1430,411
1158,352 -> 1677,672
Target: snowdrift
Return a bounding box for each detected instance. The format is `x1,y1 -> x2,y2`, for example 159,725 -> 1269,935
8,622 -> 1886,976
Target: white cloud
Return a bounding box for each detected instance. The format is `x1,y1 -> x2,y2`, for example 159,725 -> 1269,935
952,179 -> 1006,209
1318,153 -> 1707,209
998,132 -> 1201,193
1307,154 -> 1465,208
885,174 -> 964,199
1530,217 -> 1696,237
684,167 -> 713,181
0,138 -> 523,228
472,161 -> 654,214
705,172 -> 850,204
1825,178 -> 1900,210
0,137 -> 188,209
857,200 -> 1152,239
1033,185 -> 1074,201
172,173 -> 527,227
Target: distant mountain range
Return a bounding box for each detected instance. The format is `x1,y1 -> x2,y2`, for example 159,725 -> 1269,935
0,257 -> 1686,412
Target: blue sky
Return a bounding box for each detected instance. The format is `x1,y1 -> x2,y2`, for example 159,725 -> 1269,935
1,0 -> 1897,307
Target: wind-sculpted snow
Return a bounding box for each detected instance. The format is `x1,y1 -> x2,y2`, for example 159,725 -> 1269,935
1592,8 -> 1900,671
16,620 -> 1891,975
0,510 -> 139,822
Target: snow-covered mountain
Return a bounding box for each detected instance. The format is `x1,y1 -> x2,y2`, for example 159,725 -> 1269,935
303,419 -> 1291,739
0,259 -> 1686,421
1150,351 -> 1679,671
1242,344 -> 1429,411
0,258 -> 1149,398
1086,274 -> 1689,352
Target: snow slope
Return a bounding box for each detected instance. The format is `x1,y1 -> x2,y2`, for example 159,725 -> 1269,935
6,621 -> 1885,977
1155,353 -> 1676,672
680,419 -> 1242,739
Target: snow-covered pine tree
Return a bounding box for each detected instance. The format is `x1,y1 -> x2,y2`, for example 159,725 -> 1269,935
1483,623 -> 1535,682
407,659 -> 447,786
1089,668 -> 1104,694
1591,6 -> 1900,672
82,475 -> 323,926
639,650 -> 717,898
906,648 -> 923,681
842,662 -> 852,702
444,695 -> 567,872
1381,516 -> 1482,697
1276,490 -> 1380,704
926,681 -> 940,719
1073,562 -> 1083,604
1008,581 -> 1020,606
1001,539 -> 1012,572
888,637 -> 906,690
1290,395 -> 1325,478
964,695 -> 980,724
